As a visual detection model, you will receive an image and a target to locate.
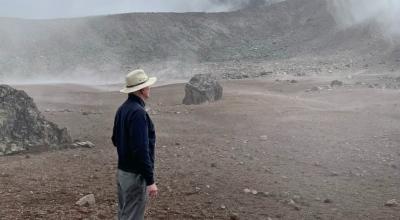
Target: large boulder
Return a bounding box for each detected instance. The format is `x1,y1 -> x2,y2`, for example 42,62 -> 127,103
0,85 -> 71,155
182,74 -> 223,105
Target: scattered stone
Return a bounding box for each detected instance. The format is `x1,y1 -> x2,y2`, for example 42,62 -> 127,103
308,86 -> 321,92
243,188 -> 251,194
251,190 -> 258,195
385,199 -> 398,207
287,199 -> 301,211
324,198 -> 332,204
260,71 -> 273,76
182,74 -> 223,105
329,171 -> 339,177
263,192 -> 273,197
293,195 -> 301,202
76,194 -> 96,206
230,213 -> 240,220
73,141 -> 95,148
330,80 -> 343,87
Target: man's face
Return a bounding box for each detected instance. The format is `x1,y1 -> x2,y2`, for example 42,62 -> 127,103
141,87 -> 150,99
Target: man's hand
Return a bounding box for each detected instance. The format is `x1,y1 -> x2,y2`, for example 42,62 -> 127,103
147,183 -> 158,198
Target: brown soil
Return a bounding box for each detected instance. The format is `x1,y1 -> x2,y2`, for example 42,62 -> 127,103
1,78 -> 400,219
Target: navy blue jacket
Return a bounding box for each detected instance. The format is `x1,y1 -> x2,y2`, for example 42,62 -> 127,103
112,94 -> 156,185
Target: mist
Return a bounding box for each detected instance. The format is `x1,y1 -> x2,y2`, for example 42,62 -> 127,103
327,0 -> 400,37
0,0 -> 283,19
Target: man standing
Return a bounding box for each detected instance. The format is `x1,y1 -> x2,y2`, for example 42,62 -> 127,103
112,69 -> 158,220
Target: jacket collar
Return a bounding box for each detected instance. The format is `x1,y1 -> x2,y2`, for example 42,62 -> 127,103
128,94 -> 145,107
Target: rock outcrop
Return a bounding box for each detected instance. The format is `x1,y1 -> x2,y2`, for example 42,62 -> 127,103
0,85 -> 71,155
183,74 -> 223,105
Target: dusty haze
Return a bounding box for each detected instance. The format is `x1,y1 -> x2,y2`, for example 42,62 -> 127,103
328,0 -> 400,38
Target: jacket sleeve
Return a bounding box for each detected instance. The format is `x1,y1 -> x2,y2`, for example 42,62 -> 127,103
111,113 -> 118,147
128,109 -> 154,186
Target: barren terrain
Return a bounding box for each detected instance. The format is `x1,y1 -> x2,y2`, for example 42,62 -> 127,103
1,74 -> 399,219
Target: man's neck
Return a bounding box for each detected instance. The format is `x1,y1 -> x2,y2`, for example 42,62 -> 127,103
129,93 -> 146,103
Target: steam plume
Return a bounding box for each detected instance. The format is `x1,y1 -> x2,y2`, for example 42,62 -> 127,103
327,0 -> 400,37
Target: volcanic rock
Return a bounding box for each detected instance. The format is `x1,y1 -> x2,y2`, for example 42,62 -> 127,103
183,74 -> 223,105
75,194 -> 96,206
330,80 -> 343,87
0,85 -> 71,155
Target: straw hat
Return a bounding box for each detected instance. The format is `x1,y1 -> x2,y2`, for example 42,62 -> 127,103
120,69 -> 157,93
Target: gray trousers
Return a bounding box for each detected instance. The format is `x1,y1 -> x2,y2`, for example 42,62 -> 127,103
117,169 -> 147,220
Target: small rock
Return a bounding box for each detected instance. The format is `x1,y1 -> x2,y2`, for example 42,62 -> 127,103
263,192 -> 271,197
230,213 -> 240,220
243,188 -> 251,194
309,86 -> 321,92
73,141 -> 95,148
329,171 -> 339,177
385,199 -> 399,207
324,198 -> 332,204
288,199 -> 296,206
210,163 -> 217,168
251,190 -> 258,195
293,195 -> 301,201
220,204 -> 226,209
76,194 -> 96,206
259,135 -> 268,141
331,80 -> 343,87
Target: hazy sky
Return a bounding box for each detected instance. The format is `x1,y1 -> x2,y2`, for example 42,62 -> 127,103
0,0 -> 248,19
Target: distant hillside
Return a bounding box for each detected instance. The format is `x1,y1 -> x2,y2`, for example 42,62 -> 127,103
0,0 -> 398,83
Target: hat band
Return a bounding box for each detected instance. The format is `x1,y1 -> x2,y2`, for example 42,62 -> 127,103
126,79 -> 148,88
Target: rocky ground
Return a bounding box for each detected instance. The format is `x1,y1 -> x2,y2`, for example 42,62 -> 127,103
1,72 -> 400,220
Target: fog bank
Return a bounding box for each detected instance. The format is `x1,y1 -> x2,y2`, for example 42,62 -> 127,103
328,0 -> 400,37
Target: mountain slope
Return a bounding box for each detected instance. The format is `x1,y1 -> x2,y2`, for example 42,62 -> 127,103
0,0 -> 397,83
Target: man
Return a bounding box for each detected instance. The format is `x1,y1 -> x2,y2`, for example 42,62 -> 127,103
112,69 -> 158,220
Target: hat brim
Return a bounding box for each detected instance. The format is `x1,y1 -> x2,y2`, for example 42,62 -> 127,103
120,77 -> 157,94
